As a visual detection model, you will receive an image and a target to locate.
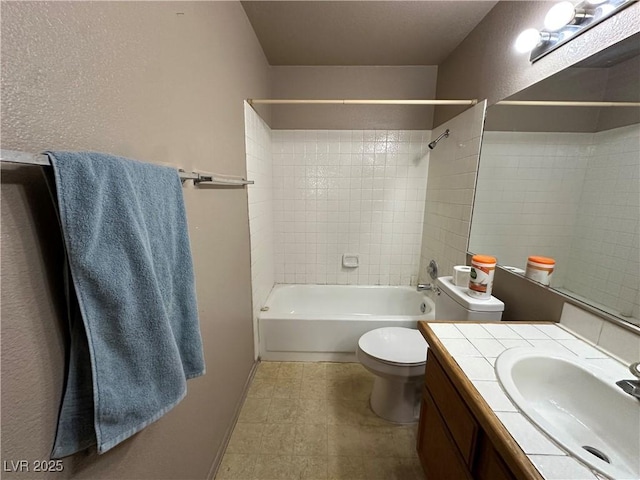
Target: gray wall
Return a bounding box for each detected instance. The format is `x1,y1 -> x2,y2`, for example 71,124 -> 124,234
484,67 -> 610,132
484,51 -> 640,133
269,66 -> 438,130
1,2 -> 269,479
597,54 -> 640,131
434,1 -> 640,126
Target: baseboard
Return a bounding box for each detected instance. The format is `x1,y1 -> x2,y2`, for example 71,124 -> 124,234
207,359 -> 259,480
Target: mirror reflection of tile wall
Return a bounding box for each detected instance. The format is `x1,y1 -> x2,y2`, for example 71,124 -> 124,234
470,123 -> 639,324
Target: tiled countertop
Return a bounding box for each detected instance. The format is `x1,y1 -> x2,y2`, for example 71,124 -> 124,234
424,321 -> 629,480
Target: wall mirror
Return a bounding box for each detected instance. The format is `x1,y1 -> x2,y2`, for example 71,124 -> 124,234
470,33 -> 640,327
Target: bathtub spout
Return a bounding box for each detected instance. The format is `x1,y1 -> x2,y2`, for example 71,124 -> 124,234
417,284 -> 440,294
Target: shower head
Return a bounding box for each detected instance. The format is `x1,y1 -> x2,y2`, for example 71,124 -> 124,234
428,129 -> 450,149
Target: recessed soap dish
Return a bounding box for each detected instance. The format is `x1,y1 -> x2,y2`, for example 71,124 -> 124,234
342,254 -> 359,268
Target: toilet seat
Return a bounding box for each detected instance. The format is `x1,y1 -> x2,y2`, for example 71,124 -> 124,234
358,327 -> 427,366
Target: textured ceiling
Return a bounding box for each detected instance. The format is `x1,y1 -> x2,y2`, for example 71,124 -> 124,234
241,1 -> 499,66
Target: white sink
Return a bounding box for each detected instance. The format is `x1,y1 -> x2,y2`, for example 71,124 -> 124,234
495,347 -> 640,480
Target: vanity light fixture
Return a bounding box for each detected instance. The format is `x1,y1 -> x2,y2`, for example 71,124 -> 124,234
515,0 -> 637,62
515,29 -> 558,53
544,1 -> 593,31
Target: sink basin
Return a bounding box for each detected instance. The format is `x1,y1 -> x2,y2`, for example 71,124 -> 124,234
495,347 -> 640,480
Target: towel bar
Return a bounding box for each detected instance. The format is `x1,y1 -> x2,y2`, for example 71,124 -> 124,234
0,150 -> 254,186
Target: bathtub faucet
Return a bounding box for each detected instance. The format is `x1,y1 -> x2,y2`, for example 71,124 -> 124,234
417,283 -> 440,295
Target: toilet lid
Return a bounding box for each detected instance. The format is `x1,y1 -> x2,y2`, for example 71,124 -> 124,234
358,327 -> 428,365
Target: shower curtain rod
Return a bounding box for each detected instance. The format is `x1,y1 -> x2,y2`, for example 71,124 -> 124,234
247,99 -> 478,106
495,100 -> 640,107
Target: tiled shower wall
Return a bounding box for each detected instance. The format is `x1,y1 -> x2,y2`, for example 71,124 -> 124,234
470,131 -> 591,287
565,124 -> 640,320
272,130 -> 431,285
419,102 -> 486,282
245,102 -> 274,358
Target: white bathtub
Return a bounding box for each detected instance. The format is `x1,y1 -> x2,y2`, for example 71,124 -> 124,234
258,284 -> 435,362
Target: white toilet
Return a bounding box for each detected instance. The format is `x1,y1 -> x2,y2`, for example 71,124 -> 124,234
356,275 -> 505,423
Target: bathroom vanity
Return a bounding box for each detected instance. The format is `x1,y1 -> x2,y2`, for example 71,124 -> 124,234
416,320 -> 635,480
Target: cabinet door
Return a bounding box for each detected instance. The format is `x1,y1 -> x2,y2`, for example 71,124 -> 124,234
417,389 -> 473,480
425,353 -> 478,465
475,436 -> 517,480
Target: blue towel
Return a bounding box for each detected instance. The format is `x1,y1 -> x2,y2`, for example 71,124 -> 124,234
45,151 -> 205,458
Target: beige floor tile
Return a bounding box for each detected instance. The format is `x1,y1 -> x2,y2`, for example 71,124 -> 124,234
225,363 -> 425,479
226,423 -> 266,454
351,376 -> 374,401
303,362 -> 327,381
325,365 -> 352,384
397,457 -> 427,479
359,425 -> 396,457
326,373 -> 374,402
278,362 -> 305,379
325,373 -> 349,386
326,398 -> 360,426
216,453 -> 257,479
327,424 -> 363,456
247,377 -> 276,399
390,427 -> 418,457
354,401 -> 391,427
327,397 -> 389,427
326,362 -> 364,376
238,398 -> 272,424
362,457 -> 426,480
292,455 -> 328,480
294,423 -> 328,456
255,362 -> 281,380
362,457 -> 405,479
272,375 -> 302,399
326,382 -> 351,401
266,397 -> 299,424
300,377 -> 327,399
327,456 -> 368,480
296,397 -> 328,424
254,454 -> 298,480
259,423 -> 297,454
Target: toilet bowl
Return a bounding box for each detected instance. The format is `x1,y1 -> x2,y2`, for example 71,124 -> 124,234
357,275 -> 506,423
356,327 -> 428,423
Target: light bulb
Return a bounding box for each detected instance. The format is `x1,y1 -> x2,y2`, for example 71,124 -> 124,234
544,1 -> 577,31
515,28 -> 542,53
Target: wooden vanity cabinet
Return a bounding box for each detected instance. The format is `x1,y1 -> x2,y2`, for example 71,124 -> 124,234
417,352 -> 518,480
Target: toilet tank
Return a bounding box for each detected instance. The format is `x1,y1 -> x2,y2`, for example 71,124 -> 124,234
435,276 -> 504,321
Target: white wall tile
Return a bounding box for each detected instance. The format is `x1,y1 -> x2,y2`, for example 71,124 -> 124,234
597,320 -> 640,364
419,102 -> 486,282
564,124 -> 640,322
272,129 -> 430,285
560,303 -> 605,344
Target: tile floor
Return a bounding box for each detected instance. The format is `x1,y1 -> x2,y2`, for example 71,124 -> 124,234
215,361 -> 426,480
